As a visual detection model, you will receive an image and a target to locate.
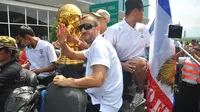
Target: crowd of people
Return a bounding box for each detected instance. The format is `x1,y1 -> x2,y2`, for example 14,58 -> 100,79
0,0 -> 200,112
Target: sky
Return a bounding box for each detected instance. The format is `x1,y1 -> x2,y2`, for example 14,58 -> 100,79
148,0 -> 200,38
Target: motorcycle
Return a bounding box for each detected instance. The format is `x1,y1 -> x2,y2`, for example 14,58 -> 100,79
4,65 -> 146,112
4,69 -> 46,112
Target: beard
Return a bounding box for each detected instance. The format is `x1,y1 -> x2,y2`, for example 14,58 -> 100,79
82,33 -> 95,45
85,36 -> 95,45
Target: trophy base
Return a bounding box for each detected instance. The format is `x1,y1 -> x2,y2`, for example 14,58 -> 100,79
57,56 -> 84,65
56,61 -> 85,79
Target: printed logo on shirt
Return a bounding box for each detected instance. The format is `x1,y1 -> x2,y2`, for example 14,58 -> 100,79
39,49 -> 43,54
39,49 -> 45,58
140,34 -> 144,38
138,28 -> 144,38
138,28 -> 144,33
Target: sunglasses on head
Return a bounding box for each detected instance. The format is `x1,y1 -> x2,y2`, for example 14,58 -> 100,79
78,23 -> 95,31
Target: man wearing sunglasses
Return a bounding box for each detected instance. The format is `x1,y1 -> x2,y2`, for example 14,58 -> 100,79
103,0 -> 150,109
0,36 -> 23,111
175,44 -> 200,112
54,14 -> 123,112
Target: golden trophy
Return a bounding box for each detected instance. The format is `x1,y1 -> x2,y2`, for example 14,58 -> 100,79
56,4 -> 85,78
56,4 -> 84,65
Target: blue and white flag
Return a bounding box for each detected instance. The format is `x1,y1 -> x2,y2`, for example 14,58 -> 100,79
147,0 -> 176,111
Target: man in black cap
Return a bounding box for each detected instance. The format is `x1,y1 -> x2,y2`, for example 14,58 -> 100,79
104,0 -> 150,110
0,36 -> 23,111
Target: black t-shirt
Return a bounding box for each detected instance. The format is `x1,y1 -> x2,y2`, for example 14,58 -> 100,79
0,61 -> 22,107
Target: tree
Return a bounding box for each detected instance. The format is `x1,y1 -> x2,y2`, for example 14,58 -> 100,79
49,23 -> 58,43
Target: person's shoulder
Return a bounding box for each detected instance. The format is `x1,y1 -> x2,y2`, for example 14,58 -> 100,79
94,37 -> 114,50
39,39 -> 53,48
91,36 -> 105,47
107,21 -> 124,31
39,39 -> 51,45
4,61 -> 22,73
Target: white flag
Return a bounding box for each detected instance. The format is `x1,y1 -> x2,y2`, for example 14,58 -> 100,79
147,0 -> 176,111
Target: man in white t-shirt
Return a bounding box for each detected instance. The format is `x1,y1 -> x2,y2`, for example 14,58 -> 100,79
17,25 -> 57,86
53,14 -> 123,112
104,0 -> 150,109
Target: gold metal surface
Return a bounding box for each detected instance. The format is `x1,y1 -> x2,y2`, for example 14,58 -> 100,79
157,57 -> 175,89
56,4 -> 84,65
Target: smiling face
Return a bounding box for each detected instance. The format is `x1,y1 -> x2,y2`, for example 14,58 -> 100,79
79,16 -> 100,44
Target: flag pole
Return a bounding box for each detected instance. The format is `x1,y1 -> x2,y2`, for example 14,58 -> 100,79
174,40 -> 200,66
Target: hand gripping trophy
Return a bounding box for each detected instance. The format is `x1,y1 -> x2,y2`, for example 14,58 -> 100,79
56,4 -> 85,78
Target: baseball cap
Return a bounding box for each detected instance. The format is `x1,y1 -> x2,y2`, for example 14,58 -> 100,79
125,0 -> 150,10
0,36 -> 17,50
92,9 -> 110,22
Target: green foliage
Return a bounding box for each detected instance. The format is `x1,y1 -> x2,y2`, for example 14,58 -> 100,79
180,37 -> 200,42
49,23 -> 58,43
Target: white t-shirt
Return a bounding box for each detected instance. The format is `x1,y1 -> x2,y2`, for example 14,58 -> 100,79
26,38 -> 57,77
83,35 -> 123,112
104,19 -> 151,61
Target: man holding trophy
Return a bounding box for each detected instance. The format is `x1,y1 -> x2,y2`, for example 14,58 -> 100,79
43,4 -> 123,112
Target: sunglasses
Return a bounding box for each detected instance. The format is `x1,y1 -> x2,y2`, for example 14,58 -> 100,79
78,23 -> 95,31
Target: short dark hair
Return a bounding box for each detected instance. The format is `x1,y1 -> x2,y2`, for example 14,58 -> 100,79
192,39 -> 196,42
81,14 -> 100,26
18,25 -> 35,38
125,0 -> 144,15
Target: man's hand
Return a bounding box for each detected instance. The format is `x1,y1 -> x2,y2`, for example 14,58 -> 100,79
121,60 -> 136,73
191,49 -> 197,56
53,75 -> 74,87
184,46 -> 191,53
57,24 -> 67,45
21,61 -> 30,69
52,40 -> 60,49
31,69 -> 42,74
67,35 -> 79,44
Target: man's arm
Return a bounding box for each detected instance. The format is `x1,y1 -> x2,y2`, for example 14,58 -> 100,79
57,24 -> 86,60
59,43 -> 86,60
175,46 -> 190,62
53,64 -> 107,88
31,62 -> 56,74
67,35 -> 90,49
192,54 -> 200,62
21,60 -> 30,69
175,50 -> 185,62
